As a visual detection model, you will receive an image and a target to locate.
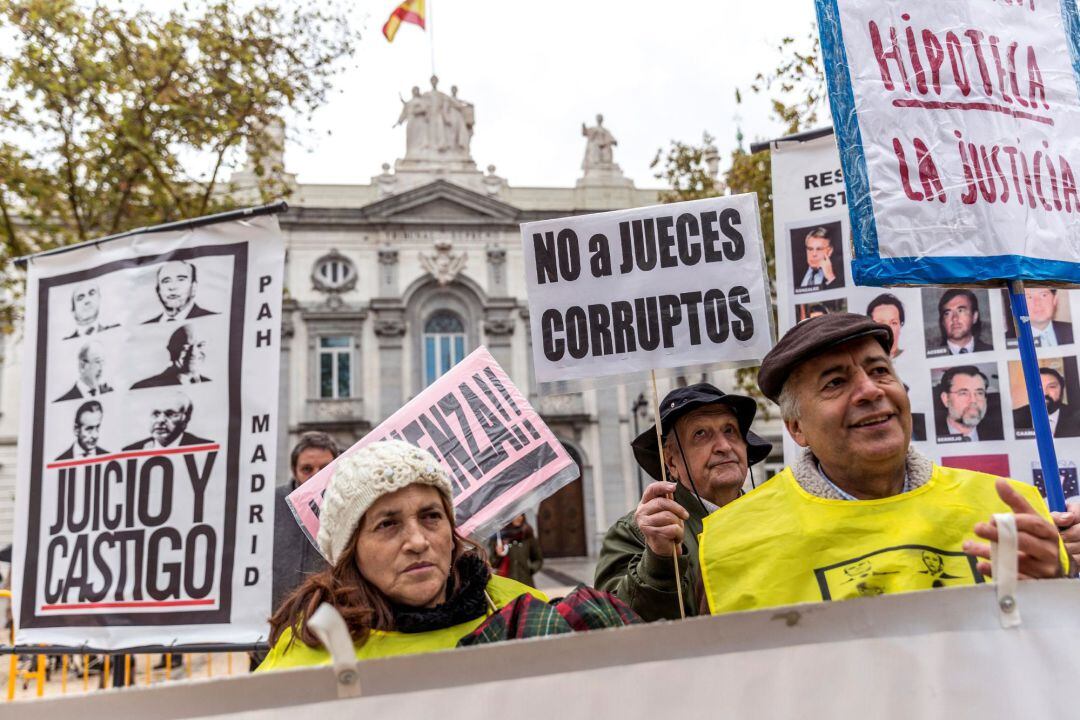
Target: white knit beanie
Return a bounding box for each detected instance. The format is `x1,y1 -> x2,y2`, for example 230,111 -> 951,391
316,440 -> 454,564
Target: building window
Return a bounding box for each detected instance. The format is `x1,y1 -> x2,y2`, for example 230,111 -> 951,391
312,250 -> 357,293
423,311 -> 466,386
319,336 -> 352,398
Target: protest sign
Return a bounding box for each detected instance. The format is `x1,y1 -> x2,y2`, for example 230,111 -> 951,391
772,131 -> 1080,504
13,209 -> 285,648
520,195 -> 774,389
816,0 -> 1080,286
287,347 -> 578,550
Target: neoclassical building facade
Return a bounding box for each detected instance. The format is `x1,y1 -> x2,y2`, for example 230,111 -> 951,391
0,80 -> 784,560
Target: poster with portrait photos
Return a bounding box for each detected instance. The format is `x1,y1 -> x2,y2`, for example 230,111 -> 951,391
12,213 -> 285,649
772,132 -> 1080,506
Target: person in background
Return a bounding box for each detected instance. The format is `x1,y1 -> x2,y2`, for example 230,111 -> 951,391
272,432 -> 342,612
489,514 -> 543,588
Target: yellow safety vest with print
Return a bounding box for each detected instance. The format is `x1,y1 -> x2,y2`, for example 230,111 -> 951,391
257,575 -> 547,672
700,464 -> 1068,615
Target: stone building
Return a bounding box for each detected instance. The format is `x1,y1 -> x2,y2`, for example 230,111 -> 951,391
0,79 -> 784,561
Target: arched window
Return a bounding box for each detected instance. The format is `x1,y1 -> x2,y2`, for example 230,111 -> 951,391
423,310 -> 466,385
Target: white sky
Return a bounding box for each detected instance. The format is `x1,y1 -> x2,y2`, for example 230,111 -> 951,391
152,0 -> 823,188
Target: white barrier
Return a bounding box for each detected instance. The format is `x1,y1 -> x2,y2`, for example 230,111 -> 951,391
14,579 -> 1080,719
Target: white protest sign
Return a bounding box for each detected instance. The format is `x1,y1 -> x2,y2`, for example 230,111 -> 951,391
772,131 -> 1080,503
521,195 -> 773,388
13,212 -> 284,649
816,0 -> 1080,286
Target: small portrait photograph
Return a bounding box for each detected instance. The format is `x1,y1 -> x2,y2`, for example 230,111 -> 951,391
922,288 -> 994,358
940,454 -> 1011,479
932,363 -> 1004,443
63,281 -> 119,340
865,293 -> 906,359
142,259 -> 220,324
1003,287 -> 1074,348
789,221 -> 846,295
55,400 -> 110,460
1007,357 -> 1080,439
123,390 -> 213,451
53,341 -> 114,402
794,298 -> 847,323
131,324 -> 211,389
1032,462 -> 1080,504
902,383 -> 927,442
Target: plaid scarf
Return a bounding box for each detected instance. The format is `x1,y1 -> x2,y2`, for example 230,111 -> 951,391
456,585 -> 640,646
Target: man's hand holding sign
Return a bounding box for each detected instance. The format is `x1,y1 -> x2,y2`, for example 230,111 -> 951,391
965,480 -> 1066,580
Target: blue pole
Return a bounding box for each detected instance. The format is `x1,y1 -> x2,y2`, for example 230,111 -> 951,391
1007,280 -> 1067,512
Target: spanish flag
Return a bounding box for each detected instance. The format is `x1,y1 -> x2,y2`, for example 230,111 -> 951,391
383,0 -> 425,42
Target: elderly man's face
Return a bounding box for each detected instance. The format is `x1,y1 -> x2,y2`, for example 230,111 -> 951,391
940,373 -> 987,431
71,284 -> 100,325
1026,288 -> 1057,328
78,345 -> 104,386
175,333 -> 206,374
805,235 -> 833,270
665,406 -> 749,503
785,337 -> 911,472
75,409 -> 102,452
151,397 -> 190,445
941,295 -> 977,343
157,262 -> 195,312
870,305 -> 902,357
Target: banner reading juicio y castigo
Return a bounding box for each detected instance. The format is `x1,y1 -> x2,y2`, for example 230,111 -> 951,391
521,194 -> 774,391
288,347 -> 579,552
816,0 -> 1080,286
13,211 -> 285,648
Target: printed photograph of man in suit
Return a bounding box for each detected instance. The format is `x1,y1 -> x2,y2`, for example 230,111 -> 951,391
131,325 -> 211,389
790,222 -> 846,294
122,391 -> 212,450
143,260 -> 219,323
934,365 -> 1004,443
925,289 -> 993,357
1005,288 -> 1074,348
55,400 -> 110,460
1013,366 -> 1080,439
63,282 -> 119,339
54,341 -> 114,402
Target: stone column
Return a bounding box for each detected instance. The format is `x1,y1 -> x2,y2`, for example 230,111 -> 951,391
483,298 -> 517,374
371,300 -> 406,422
377,246 -> 399,296
277,299 -> 297,479
486,245 -> 507,296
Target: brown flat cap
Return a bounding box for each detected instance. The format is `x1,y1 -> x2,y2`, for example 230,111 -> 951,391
758,313 -> 893,402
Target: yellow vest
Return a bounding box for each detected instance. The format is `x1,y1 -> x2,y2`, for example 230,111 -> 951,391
700,465 -> 1068,615
257,575 -> 547,672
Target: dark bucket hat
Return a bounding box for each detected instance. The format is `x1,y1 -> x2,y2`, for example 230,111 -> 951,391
631,383 -> 772,482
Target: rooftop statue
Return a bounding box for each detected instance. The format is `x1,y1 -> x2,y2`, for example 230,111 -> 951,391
395,76 -> 474,160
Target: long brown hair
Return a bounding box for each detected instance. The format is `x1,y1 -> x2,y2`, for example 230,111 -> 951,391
268,492 -> 485,649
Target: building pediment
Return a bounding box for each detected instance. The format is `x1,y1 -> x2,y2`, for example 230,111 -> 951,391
359,180 -> 521,224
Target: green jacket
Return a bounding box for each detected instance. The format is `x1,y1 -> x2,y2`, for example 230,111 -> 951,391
593,482 -> 708,621
489,530 -> 543,588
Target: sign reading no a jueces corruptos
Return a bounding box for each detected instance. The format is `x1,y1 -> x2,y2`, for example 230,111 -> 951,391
521,194 -> 773,386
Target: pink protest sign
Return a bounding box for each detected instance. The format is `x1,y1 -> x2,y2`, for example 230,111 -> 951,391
286,346 -> 579,554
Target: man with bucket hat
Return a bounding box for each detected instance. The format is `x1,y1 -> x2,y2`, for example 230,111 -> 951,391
594,383 -> 772,620
697,313 -> 1071,617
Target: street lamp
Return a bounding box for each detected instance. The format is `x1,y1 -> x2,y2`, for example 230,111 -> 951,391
630,392 -> 649,497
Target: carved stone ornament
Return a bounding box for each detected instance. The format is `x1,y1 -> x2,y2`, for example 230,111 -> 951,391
486,245 -> 506,265
374,318 -> 406,338
483,317 -> 515,336
419,240 -> 467,286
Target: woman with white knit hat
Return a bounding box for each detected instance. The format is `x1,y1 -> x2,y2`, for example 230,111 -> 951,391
257,439 -> 546,670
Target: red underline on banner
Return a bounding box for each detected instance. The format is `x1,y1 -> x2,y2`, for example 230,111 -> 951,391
46,444 -> 221,470
40,598 -> 217,611
891,98 -> 1054,126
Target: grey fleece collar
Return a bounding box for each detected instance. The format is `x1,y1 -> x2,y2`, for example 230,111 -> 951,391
791,446 -> 934,500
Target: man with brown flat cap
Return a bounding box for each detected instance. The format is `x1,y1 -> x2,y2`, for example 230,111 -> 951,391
594,383 -> 771,621
698,313 -> 1072,616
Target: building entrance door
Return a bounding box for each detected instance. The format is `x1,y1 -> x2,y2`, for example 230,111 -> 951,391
537,447 -> 586,557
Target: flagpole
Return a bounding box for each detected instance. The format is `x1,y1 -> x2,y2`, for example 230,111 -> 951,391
428,0 -> 436,78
